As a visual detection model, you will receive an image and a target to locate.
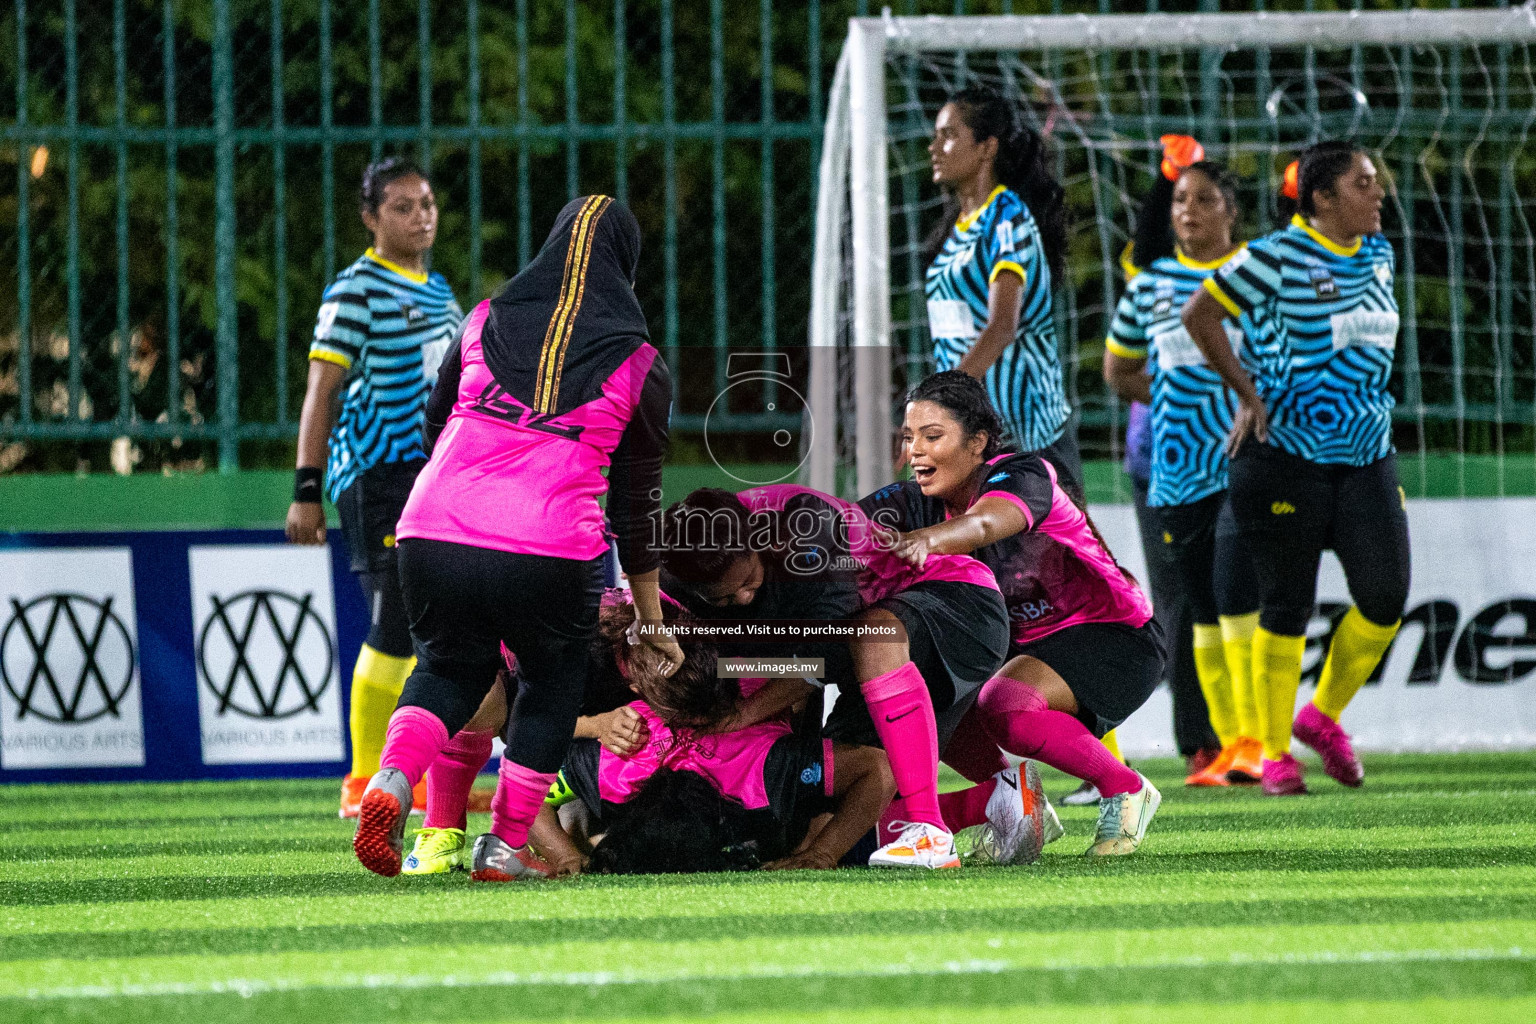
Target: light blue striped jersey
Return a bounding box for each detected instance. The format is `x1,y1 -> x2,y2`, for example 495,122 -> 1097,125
926,185 -> 1070,452
310,249 -> 463,500
1107,249 -> 1259,507
1204,215 -> 1398,466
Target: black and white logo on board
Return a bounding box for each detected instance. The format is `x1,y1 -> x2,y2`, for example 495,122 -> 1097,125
0,549 -> 145,769
189,546 -> 343,764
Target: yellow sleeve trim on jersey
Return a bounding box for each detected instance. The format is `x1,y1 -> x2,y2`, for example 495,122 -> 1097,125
955,184 -> 1008,233
988,260 -> 1026,285
308,347 -> 353,370
1104,337 -> 1147,360
1289,213 -> 1362,257
364,247 -> 430,285
1202,276 -> 1243,317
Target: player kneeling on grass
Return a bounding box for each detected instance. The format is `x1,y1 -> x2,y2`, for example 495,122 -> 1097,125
863,371 -> 1167,856
400,590 -> 683,875
660,483 -> 1015,870
506,644 -> 897,876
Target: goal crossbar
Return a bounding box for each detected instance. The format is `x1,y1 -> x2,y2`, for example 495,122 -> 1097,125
877,6 -> 1536,55
808,6 -> 1536,496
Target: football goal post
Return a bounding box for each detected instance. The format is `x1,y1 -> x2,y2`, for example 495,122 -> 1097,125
807,5 -> 1536,500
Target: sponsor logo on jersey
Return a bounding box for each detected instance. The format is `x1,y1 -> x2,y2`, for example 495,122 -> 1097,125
1309,266 -> 1337,297
1271,500 -> 1297,515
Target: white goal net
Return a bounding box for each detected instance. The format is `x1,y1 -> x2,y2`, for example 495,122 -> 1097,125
807,7 -> 1536,501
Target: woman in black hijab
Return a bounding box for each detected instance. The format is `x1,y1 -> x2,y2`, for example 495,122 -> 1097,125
352,195 -> 682,880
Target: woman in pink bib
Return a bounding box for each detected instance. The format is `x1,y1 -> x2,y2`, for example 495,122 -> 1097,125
352,196 -> 681,880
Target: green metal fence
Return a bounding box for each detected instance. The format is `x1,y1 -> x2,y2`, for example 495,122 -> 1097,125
2,0 -> 1527,476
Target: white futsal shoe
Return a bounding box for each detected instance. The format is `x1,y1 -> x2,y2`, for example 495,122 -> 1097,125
973,761 -> 1047,866
869,821 -> 961,870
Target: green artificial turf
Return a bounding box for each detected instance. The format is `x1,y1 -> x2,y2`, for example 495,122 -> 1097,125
2,753 -> 1534,1023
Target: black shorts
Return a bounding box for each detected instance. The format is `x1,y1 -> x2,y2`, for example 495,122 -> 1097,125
1227,441 -> 1411,635
1016,619 -> 1166,738
335,459 -> 424,574
1143,491 -> 1260,624
823,580 -> 1010,749
561,731 -> 833,852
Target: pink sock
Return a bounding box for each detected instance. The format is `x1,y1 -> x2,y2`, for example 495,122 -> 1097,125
941,704 -> 1010,783
876,797 -> 908,846
938,777 -> 997,833
424,728 -> 495,830
861,662 -> 944,831
976,676 -> 1141,799
489,757 -> 558,850
379,706 -> 450,787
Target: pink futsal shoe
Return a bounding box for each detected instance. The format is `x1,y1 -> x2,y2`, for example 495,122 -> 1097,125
1292,703 -> 1364,788
1260,753 -> 1307,796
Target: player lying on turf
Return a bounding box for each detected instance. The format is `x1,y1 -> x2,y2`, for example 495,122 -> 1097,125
659,483 -> 1016,869
863,371 -> 1167,856
401,589 -> 685,875
520,644 -> 900,876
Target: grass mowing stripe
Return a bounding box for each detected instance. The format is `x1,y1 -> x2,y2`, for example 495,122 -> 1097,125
9,956 -> 1534,1024
9,844 -> 1535,906
549,997 -> 1536,1024
8,865 -> 1531,936
6,893 -> 1533,962
3,919 -> 1529,998
15,822 -> 1536,885
15,949 -> 1534,1001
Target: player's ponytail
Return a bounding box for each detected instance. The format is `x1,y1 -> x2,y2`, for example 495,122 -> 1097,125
995,117 -> 1068,284
1133,160 -> 1239,268
907,370 -> 1011,458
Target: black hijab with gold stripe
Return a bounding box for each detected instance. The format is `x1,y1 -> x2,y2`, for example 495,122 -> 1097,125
482,195 -> 648,418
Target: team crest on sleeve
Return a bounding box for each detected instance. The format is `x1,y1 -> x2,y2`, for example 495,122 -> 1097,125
1375,262 -> 1393,286
1217,248 -> 1250,278
996,221 -> 1015,254
315,301 -> 340,336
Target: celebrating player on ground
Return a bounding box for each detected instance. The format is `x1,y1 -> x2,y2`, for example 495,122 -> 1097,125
351,195 -> 682,879
1183,141 -> 1408,795
1103,148 -> 1265,788
865,371 -> 1166,856
286,158 -> 462,819
925,85 -> 1081,497
659,484 -> 1014,869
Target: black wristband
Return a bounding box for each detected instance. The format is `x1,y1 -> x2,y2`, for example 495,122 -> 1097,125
294,467 -> 324,504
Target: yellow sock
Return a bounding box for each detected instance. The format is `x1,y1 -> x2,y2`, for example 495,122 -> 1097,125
1101,728 -> 1123,763
348,645 -> 416,778
1220,612 -> 1260,740
1192,623 -> 1238,747
1253,627 -> 1306,761
1313,606 -> 1401,722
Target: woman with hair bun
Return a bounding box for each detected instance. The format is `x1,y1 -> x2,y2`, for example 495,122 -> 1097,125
925,86 -> 1080,497
1183,141 -> 1407,797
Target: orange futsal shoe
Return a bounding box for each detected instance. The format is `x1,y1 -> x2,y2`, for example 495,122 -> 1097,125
411,774 -> 428,816
1225,737 -> 1264,785
339,774 -> 367,819
1186,745 -> 1236,787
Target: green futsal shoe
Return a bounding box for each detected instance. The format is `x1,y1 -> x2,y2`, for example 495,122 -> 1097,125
401,827 -> 466,875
